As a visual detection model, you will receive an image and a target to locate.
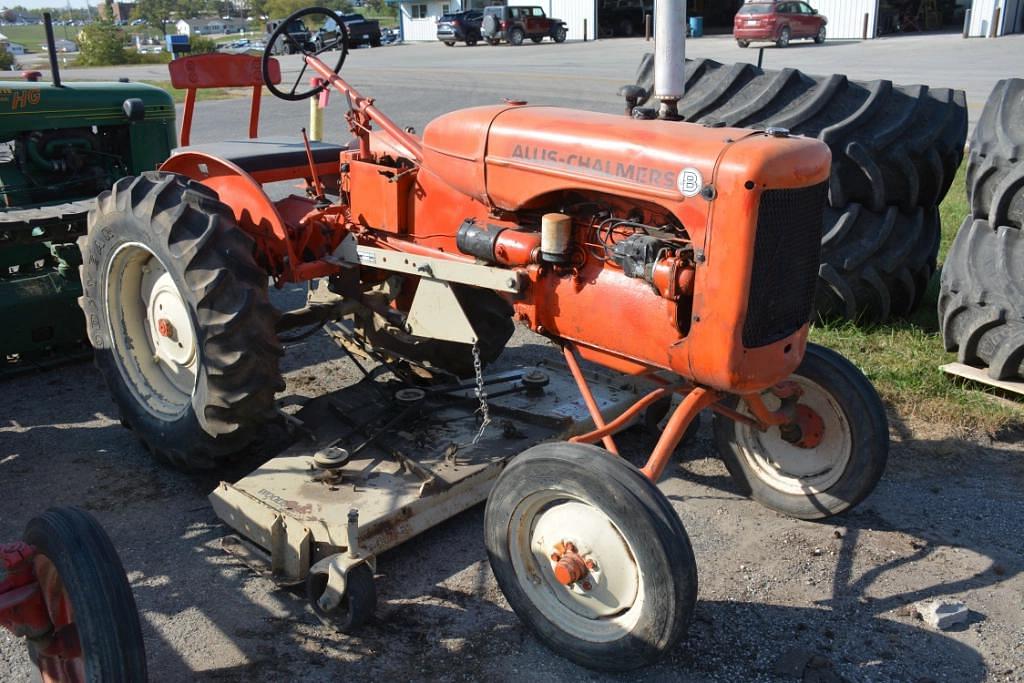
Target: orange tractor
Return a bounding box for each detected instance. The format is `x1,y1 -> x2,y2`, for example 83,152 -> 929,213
77,6 -> 887,670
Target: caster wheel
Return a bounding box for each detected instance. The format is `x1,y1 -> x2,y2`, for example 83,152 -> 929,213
712,343 -> 888,519
23,507 -> 147,682
485,442 -> 697,671
306,562 -> 376,634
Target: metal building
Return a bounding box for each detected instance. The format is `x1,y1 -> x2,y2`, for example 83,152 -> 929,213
968,0 -> 1024,36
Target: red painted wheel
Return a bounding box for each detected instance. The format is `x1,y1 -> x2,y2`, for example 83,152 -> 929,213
22,507 -> 147,682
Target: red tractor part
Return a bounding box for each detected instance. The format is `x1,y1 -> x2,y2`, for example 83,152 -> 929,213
0,508 -> 147,682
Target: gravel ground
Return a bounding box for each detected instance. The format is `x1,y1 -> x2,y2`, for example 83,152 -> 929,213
2,319 -> 1022,682
3,34 -> 1024,682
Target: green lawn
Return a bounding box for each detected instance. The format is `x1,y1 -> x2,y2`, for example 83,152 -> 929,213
0,24 -> 49,52
140,79 -> 243,103
810,162 -> 1023,434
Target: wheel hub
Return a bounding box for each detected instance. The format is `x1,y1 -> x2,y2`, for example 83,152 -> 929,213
105,242 -> 199,419
528,501 -> 638,620
144,268 -> 196,371
551,542 -> 590,586
778,404 -> 826,449
735,377 -> 852,494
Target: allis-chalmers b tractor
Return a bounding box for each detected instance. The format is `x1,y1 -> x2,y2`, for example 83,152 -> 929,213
75,5 -> 888,671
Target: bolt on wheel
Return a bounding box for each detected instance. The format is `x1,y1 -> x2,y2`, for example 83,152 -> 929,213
713,343 -> 889,520
485,442 -> 697,671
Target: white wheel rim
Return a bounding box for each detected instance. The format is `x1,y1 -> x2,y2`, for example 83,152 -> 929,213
733,376 -> 851,495
105,242 -> 198,420
509,492 -> 644,643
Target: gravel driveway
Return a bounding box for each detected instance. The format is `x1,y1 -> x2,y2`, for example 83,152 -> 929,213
3,35 -> 1024,682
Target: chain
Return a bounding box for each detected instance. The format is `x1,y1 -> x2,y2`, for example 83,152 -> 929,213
468,339 -> 491,446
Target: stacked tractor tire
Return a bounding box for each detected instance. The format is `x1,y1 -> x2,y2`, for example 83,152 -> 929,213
939,79 -> 1024,382
631,56 -> 967,324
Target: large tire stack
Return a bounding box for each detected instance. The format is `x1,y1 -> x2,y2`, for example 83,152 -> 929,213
629,55 -> 967,324
938,79 -> 1024,382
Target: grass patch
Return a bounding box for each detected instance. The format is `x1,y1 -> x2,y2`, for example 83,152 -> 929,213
0,24 -> 49,51
139,80 -> 243,103
810,162 -> 1022,434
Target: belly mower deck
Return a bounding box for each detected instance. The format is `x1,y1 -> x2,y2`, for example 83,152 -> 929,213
210,363 -> 644,588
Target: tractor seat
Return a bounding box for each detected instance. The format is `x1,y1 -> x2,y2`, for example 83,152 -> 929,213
172,137 -> 349,176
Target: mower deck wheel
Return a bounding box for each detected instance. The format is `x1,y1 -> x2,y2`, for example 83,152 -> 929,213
485,442 -> 697,671
712,343 -> 888,519
306,563 -> 376,634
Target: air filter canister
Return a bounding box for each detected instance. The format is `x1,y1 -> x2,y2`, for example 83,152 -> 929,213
541,213 -> 572,263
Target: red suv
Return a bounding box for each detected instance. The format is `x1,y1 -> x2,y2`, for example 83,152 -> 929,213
733,2 -> 827,48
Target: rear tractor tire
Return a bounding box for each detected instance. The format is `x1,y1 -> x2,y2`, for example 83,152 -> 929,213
485,443 -> 698,671
712,344 -> 888,520
78,172 -> 284,471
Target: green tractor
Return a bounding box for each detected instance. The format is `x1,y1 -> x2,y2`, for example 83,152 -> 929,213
0,15 -> 175,374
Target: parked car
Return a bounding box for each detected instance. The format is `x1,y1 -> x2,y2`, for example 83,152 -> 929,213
313,13 -> 382,49
481,5 -> 567,45
266,18 -> 312,54
436,10 -> 483,46
733,1 -> 827,48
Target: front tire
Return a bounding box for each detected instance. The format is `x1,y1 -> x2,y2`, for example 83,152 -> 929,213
737,39 -> 750,47
78,172 -> 284,470
485,443 -> 697,671
443,40 -> 456,46
776,25 -> 790,47
814,25 -> 826,43
24,507 -> 147,682
712,344 -> 888,519
553,26 -> 567,43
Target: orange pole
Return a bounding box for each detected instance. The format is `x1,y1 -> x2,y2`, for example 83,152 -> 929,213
641,386 -> 719,482
562,344 -> 619,455
570,385 -> 680,445
180,88 -> 197,146
248,83 -> 262,139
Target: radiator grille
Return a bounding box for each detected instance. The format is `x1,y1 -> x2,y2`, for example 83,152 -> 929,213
742,183 -> 826,348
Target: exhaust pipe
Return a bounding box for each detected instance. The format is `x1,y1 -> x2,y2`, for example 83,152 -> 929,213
653,0 -> 685,119
43,12 -> 62,88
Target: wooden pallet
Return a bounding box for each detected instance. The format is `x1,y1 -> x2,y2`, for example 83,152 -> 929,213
940,362 -> 1024,398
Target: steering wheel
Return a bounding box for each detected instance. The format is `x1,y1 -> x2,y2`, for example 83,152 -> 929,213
263,7 -> 349,101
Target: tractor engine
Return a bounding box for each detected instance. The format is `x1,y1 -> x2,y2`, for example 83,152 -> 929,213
0,127 -> 129,207
415,104 -> 832,393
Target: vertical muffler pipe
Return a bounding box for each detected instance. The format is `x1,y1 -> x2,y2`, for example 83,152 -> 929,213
653,0 -> 685,119
43,12 -> 62,88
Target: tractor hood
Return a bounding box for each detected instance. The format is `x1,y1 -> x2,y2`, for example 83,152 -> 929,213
0,81 -> 175,136
421,104 -> 830,211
